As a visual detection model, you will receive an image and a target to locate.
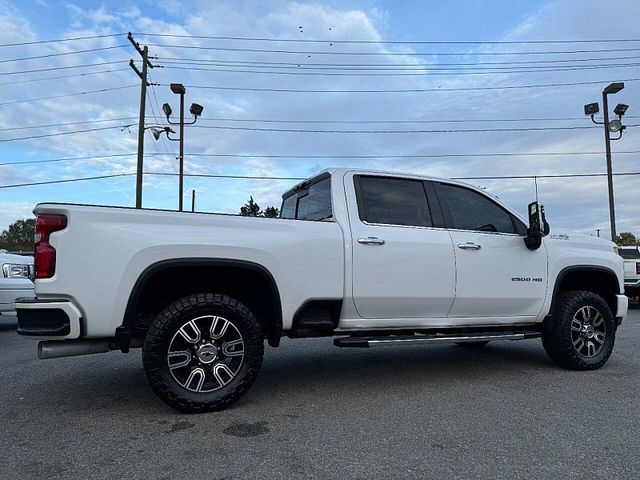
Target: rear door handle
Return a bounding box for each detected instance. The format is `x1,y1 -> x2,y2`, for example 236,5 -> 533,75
457,242 -> 481,250
358,237 -> 386,245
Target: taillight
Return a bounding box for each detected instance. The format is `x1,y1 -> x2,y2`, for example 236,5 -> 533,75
637,262 -> 640,276
34,214 -> 67,279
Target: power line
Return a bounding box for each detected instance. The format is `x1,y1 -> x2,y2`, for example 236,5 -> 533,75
162,63 -> 640,77
0,117 -> 137,132
0,33 -> 125,48
135,32 -> 640,45
0,68 -> 129,86
159,57 -> 640,71
146,74 -> 180,183
3,150 -> 639,168
0,45 -> 128,64
453,172 -> 640,180
3,171 -> 640,190
0,85 -> 137,107
191,124 -> 636,134
7,114 -> 634,132
194,115 -> 639,124
156,54 -> 640,67
0,153 -> 135,167
153,151 -> 640,159
6,150 -> 640,166
146,43 -> 640,56
0,60 -> 126,76
0,173 -> 135,189
173,78 -> 640,94
0,125 -> 133,143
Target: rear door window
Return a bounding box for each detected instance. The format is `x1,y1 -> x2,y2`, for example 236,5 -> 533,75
355,176 -> 432,227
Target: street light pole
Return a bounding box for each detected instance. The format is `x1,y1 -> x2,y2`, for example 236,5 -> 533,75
602,85 -> 619,241
163,84 -> 203,212
178,89 -> 185,212
584,82 -> 627,242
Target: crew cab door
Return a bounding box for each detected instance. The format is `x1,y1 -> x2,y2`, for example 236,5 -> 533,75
347,174 -> 455,319
432,181 -> 548,320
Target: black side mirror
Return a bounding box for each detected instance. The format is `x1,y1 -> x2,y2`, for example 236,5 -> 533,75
524,201 -> 549,250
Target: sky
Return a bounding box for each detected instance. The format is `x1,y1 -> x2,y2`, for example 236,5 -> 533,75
0,0 -> 638,238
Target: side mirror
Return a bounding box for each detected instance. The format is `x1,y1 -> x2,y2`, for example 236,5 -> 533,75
524,201 -> 549,250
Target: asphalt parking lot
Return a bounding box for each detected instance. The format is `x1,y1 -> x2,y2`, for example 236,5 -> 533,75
1,306 -> 638,480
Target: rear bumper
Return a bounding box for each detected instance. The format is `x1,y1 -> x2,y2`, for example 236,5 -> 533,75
16,298 -> 82,339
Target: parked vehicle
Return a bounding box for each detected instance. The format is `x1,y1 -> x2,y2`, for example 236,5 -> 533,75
619,246 -> 640,298
16,168 -> 628,412
0,249 -> 34,317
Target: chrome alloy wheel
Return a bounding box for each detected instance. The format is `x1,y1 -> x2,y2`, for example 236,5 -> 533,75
167,315 -> 245,393
570,305 -> 606,358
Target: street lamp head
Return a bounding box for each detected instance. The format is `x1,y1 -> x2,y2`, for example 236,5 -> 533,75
613,103 -> 629,117
190,103 -> 204,117
584,102 -> 599,115
170,83 -> 186,95
150,127 -> 164,140
603,82 -> 624,95
608,119 -> 623,133
162,103 -> 172,119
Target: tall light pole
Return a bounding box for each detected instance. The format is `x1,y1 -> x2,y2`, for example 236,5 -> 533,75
584,82 -> 629,241
162,83 -> 203,211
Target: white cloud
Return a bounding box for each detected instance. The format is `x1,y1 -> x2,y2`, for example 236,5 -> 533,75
0,0 -> 639,239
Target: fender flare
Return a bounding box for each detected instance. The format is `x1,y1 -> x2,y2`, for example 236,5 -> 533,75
548,265 -> 620,315
115,258 -> 283,351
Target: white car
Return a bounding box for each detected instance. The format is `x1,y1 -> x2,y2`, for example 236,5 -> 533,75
17,168 -> 628,412
619,246 -> 640,298
0,250 -> 34,316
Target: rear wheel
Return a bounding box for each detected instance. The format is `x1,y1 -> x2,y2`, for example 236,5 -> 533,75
143,293 -> 264,413
542,290 -> 615,370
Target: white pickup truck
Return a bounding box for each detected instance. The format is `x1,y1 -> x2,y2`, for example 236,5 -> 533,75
17,168 -> 628,412
619,246 -> 640,298
0,250 -> 34,317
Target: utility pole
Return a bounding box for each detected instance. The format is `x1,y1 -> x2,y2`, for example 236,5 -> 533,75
128,32 -> 155,209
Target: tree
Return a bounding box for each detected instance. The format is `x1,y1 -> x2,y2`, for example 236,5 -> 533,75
0,218 -> 36,252
615,232 -> 638,246
240,196 -> 261,216
263,206 -> 279,218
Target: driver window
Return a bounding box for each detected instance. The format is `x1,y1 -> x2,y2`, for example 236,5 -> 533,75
435,183 -> 516,234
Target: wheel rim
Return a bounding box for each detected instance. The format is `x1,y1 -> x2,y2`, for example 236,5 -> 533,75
167,315 -> 245,393
570,305 -> 606,358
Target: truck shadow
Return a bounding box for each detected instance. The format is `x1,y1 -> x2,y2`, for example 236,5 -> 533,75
18,340 -> 558,415
255,339 -> 553,394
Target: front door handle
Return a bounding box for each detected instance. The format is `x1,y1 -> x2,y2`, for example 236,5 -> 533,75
457,242 -> 481,250
358,237 -> 386,246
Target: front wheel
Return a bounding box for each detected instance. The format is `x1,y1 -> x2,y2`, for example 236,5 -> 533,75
142,293 -> 264,413
542,291 -> 615,370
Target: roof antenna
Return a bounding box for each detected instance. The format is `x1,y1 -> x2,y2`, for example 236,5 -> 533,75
534,175 -> 539,203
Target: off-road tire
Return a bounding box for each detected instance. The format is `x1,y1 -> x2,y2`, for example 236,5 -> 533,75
455,341 -> 489,348
143,293 -> 264,413
542,290 -> 615,371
